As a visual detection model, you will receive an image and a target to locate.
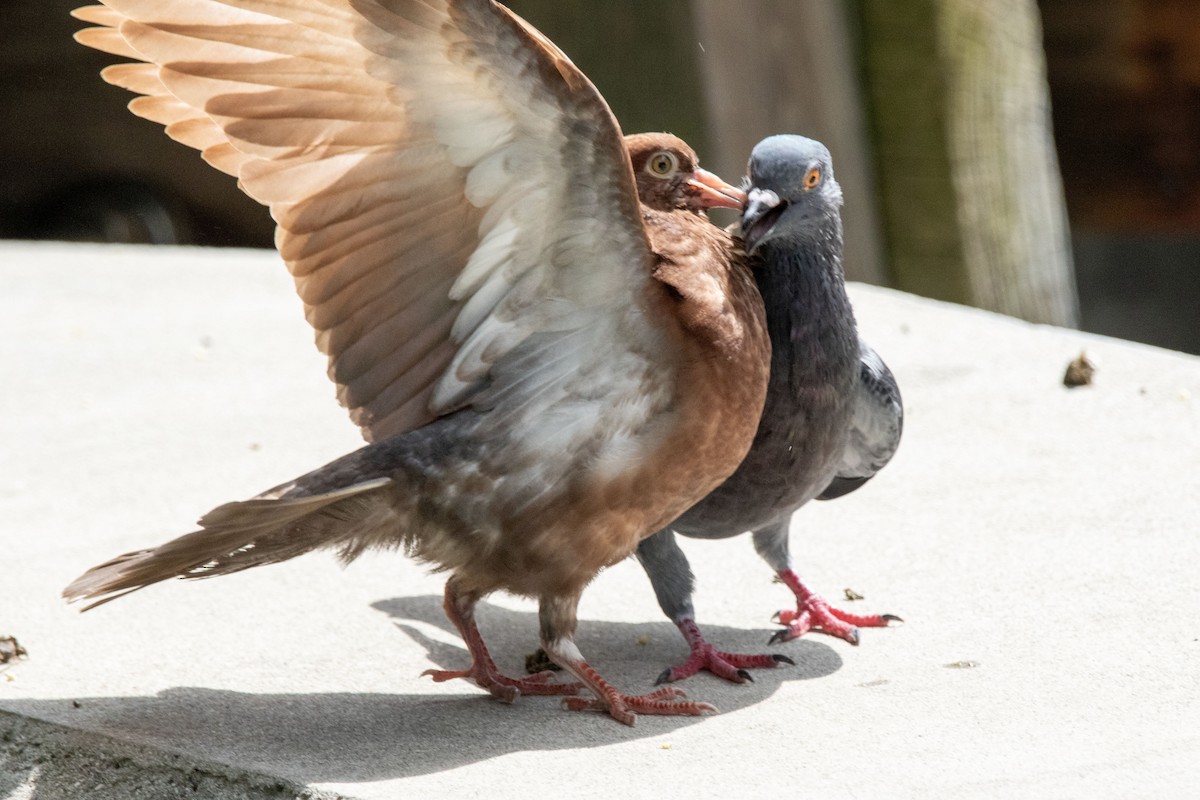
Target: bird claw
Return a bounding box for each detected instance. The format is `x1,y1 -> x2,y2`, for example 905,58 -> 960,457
562,686 -> 716,726
660,619 -> 794,684
422,666 -> 580,701
657,643 -> 792,684
768,580 -> 897,645
523,669 -> 567,684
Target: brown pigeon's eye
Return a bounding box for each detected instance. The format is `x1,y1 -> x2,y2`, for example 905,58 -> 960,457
648,151 -> 679,176
804,168 -> 821,189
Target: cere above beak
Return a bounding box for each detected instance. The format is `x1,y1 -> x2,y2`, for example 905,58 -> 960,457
741,188 -> 785,253
686,168 -> 748,211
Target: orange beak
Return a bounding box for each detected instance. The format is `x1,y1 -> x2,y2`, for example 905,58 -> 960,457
686,168 -> 748,211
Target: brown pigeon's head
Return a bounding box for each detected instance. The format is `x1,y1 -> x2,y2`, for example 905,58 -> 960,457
625,133 -> 746,214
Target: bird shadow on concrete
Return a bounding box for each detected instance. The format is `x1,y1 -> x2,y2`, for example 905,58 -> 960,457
371,593 -> 839,684
2,595 -> 840,787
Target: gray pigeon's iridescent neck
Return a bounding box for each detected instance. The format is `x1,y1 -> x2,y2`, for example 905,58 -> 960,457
671,215 -> 858,536
754,215 -> 858,399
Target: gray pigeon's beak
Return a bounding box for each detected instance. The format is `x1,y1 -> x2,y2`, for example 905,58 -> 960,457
741,188 -> 785,253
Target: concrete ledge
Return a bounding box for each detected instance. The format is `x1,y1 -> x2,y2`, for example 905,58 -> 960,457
0,710 -> 337,800
2,241 -> 1198,798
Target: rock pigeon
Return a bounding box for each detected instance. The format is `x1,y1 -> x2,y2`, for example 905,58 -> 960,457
63,0 -> 770,726
635,135 -> 903,684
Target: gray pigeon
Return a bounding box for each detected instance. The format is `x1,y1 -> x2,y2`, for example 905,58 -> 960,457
636,135 -> 903,684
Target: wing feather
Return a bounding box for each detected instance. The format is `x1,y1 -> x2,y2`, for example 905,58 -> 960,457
818,340 -> 904,500
76,0 -> 656,442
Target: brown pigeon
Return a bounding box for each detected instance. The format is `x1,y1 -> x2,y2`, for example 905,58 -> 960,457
63,0 -> 768,726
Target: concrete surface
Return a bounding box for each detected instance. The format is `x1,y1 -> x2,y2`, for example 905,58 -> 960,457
1,241 -> 1198,799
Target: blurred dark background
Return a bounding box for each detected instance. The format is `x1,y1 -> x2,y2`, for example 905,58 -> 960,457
1039,0 -> 1200,354
2,0 -> 1196,354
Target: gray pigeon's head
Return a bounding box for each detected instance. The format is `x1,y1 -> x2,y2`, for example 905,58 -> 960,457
741,135 -> 843,253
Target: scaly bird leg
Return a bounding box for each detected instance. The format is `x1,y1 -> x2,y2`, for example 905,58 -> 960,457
549,639 -> 716,726
637,530 -> 792,685
656,618 -> 794,684
770,569 -> 902,646
423,579 -> 580,702
540,592 -> 716,726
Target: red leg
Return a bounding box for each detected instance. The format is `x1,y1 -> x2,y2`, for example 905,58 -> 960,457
770,569 -> 901,645
656,618 -> 794,684
423,581 -> 580,701
549,642 -> 717,726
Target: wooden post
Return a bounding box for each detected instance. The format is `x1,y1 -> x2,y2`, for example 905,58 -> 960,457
690,0 -> 889,285
858,0 -> 1080,325
504,0 -> 711,156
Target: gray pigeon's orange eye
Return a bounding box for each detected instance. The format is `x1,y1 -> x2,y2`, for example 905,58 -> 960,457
804,168 -> 821,189
648,151 -> 679,176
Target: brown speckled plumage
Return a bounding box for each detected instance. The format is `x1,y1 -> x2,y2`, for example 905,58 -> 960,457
63,0 -> 766,725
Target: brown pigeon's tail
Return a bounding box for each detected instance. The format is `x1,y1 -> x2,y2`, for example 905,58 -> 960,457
63,478 -> 394,610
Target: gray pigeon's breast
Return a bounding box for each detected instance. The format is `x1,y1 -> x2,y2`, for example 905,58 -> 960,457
668,233 -> 861,538
672,360 -> 856,537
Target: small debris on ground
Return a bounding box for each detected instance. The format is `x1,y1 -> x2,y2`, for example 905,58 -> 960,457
1063,352 -> 1096,388
844,587 -> 865,601
635,634 -> 651,646
944,659 -> 980,669
0,635 -> 27,665
524,647 -> 561,674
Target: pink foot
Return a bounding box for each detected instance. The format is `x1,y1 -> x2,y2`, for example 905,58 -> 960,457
657,619 -> 794,684
429,580 -> 580,702
771,570 -> 901,645
423,665 -> 578,703
559,662 -> 717,726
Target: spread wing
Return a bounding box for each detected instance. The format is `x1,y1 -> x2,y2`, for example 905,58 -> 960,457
818,339 -> 903,500
74,0 -> 655,441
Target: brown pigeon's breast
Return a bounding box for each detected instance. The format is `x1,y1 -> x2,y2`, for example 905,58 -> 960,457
437,269 -> 769,600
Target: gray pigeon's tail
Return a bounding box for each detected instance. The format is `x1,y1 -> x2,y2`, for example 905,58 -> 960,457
63,477 -> 394,611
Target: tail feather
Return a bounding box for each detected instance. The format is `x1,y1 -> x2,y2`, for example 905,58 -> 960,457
64,477 -> 394,610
